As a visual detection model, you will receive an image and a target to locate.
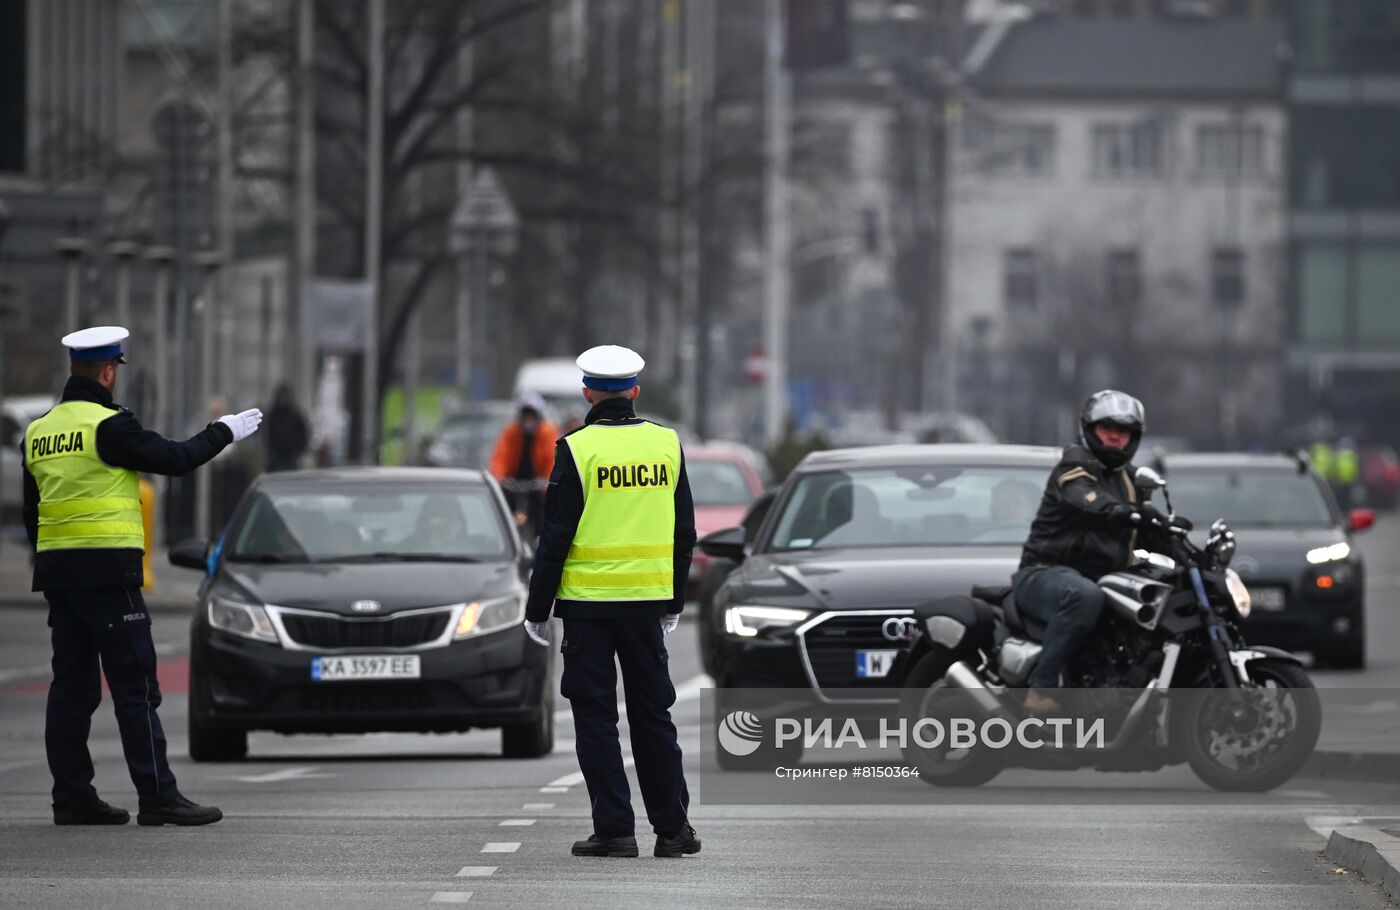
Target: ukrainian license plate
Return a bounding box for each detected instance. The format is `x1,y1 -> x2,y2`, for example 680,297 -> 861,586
1252,587 -> 1286,612
855,649 -> 900,679
310,655 -> 421,682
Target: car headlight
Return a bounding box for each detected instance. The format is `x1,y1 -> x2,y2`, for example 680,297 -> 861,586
455,594 -> 526,639
1224,568 -> 1251,620
723,604 -> 811,637
209,594 -> 279,643
1306,541 -> 1351,564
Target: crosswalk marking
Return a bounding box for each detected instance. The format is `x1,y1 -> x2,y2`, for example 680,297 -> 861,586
455,867 -> 496,878
430,892 -> 472,903
481,842 -> 520,853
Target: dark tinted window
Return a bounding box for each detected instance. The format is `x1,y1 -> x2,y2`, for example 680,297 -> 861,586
1166,468 -> 1334,528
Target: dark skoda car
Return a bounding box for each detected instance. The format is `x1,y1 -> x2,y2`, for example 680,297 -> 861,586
1162,454 -> 1372,668
699,445 -> 1057,700
171,468 -> 552,761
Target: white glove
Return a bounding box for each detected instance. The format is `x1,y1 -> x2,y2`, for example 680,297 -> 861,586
217,408 -> 264,443
524,620 -> 549,647
660,614 -> 679,636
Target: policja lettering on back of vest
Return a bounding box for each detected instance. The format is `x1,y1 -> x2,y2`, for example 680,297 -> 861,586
31,430 -> 86,458
596,462 -> 671,491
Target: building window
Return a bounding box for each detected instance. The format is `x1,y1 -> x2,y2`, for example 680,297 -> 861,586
1297,244 -> 1347,343
1197,123 -> 1266,178
1212,248 -> 1245,309
968,120 -> 1056,177
1357,245 -> 1400,342
1004,248 -> 1038,309
1092,121 -> 1164,178
1106,249 -> 1142,309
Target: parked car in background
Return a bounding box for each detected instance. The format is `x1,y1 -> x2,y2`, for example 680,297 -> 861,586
1360,443 -> 1400,510
174,467 -> 552,761
1163,453 -> 1371,669
423,401 -> 516,469
683,442 -> 771,601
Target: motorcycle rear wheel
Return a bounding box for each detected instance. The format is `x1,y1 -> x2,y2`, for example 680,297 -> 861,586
899,653 -> 1003,788
1176,660 -> 1321,793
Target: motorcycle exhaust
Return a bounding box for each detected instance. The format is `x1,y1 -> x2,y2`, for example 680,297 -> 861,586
942,661 -> 1014,720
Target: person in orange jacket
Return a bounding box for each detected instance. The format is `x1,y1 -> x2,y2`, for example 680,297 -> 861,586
490,393 -> 558,540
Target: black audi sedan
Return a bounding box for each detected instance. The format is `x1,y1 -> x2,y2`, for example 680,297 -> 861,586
170,467 -> 552,761
698,445 -> 1058,700
1162,453 -> 1371,669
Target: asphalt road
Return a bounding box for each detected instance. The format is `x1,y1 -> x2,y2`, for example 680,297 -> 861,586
0,517 -> 1396,908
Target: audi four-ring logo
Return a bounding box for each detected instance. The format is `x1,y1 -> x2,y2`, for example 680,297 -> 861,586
881,617 -> 916,641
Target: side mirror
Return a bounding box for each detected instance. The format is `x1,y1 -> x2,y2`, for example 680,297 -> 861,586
698,526 -> 746,562
168,538 -> 210,571
1134,466 -> 1167,491
1348,508 -> 1376,533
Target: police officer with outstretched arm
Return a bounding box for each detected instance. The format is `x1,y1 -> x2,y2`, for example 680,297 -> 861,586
523,345 -> 700,859
22,326 -> 263,827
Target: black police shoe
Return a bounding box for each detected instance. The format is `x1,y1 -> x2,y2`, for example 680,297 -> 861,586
53,798 -> 130,826
571,833 -> 639,857
136,796 -> 223,827
654,824 -> 701,858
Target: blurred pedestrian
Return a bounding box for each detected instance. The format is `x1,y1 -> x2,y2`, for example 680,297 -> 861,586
522,345 -> 699,859
265,384 -> 310,472
490,393 -> 558,540
22,326 -> 262,827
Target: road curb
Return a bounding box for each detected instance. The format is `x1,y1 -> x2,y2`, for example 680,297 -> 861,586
1303,750 -> 1400,784
1325,825 -> 1400,900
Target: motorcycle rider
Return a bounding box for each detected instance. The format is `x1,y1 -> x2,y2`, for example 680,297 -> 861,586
1014,390 -> 1169,713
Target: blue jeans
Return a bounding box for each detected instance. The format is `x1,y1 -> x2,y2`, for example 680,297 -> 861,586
1013,566 -> 1106,689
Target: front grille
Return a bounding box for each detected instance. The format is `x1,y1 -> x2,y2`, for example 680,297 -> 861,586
799,612 -> 916,700
279,609 -> 451,650
295,682 -> 447,714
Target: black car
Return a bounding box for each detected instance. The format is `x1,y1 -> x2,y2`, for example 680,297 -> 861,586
171,467 -> 553,761
1162,453 -> 1372,669
698,444 -> 1057,699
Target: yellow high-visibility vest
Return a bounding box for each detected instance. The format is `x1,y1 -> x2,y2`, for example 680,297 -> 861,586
24,401 -> 144,552
556,421 -> 680,602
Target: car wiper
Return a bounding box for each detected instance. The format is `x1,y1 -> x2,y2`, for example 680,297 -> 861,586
226,553 -> 309,564
313,552 -> 483,563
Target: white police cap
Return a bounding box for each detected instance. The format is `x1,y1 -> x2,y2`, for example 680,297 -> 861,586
577,345 -> 645,391
61,325 -> 129,363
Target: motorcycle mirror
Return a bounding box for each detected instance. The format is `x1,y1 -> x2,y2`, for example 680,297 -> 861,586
1135,466 -> 1167,490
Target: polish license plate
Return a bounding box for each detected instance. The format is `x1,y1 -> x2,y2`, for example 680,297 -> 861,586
855,649 -> 900,679
310,655 -> 421,682
1252,587 -> 1286,611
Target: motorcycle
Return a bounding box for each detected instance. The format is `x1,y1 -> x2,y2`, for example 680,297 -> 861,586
899,466 -> 1321,792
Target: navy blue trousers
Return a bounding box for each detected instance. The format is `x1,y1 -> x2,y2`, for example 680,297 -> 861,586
1013,566 -> 1107,689
45,587 -> 180,810
560,616 -> 689,838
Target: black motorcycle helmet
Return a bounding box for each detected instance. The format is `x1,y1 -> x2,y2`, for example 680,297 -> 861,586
1080,390 -> 1145,469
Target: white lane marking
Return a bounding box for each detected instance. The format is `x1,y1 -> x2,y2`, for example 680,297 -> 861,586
233,766 -> 332,783
551,672 -> 712,721
0,665 -> 51,684
522,803 -> 554,811
499,819 -> 535,827
455,867 -> 497,878
548,756 -> 634,789
539,786 -> 569,793
430,893 -> 472,903
481,842 -> 520,854
1276,789 -> 1330,800
0,760 -> 41,773
1306,815 -> 1364,838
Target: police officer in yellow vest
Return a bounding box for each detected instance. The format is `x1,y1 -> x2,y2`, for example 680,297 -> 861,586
21,326 -> 263,827
523,345 -> 700,859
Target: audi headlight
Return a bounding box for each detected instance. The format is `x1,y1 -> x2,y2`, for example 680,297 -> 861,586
1306,541 -> 1351,564
454,594 -> 526,639
1224,568 -> 1251,620
209,594 -> 279,643
723,605 -> 811,638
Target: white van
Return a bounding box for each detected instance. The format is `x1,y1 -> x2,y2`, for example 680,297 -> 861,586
512,358 -> 585,422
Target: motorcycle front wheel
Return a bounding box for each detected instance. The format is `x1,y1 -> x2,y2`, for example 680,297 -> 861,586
1176,660 -> 1321,793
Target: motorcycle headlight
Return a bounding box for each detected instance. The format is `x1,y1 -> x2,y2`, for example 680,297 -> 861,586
454,594 -> 526,639
209,594 -> 279,643
1224,568 -> 1251,620
723,605 -> 811,638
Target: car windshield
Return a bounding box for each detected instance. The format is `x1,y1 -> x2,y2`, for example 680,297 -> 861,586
1165,468 -> 1335,528
767,465 -> 1046,551
226,482 -> 512,563
688,459 -> 754,507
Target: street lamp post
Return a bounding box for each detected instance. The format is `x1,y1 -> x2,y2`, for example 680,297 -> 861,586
193,250 -> 224,539
54,236 -> 88,390
108,240 -> 139,330
144,246 -> 175,437
449,168 -> 519,401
